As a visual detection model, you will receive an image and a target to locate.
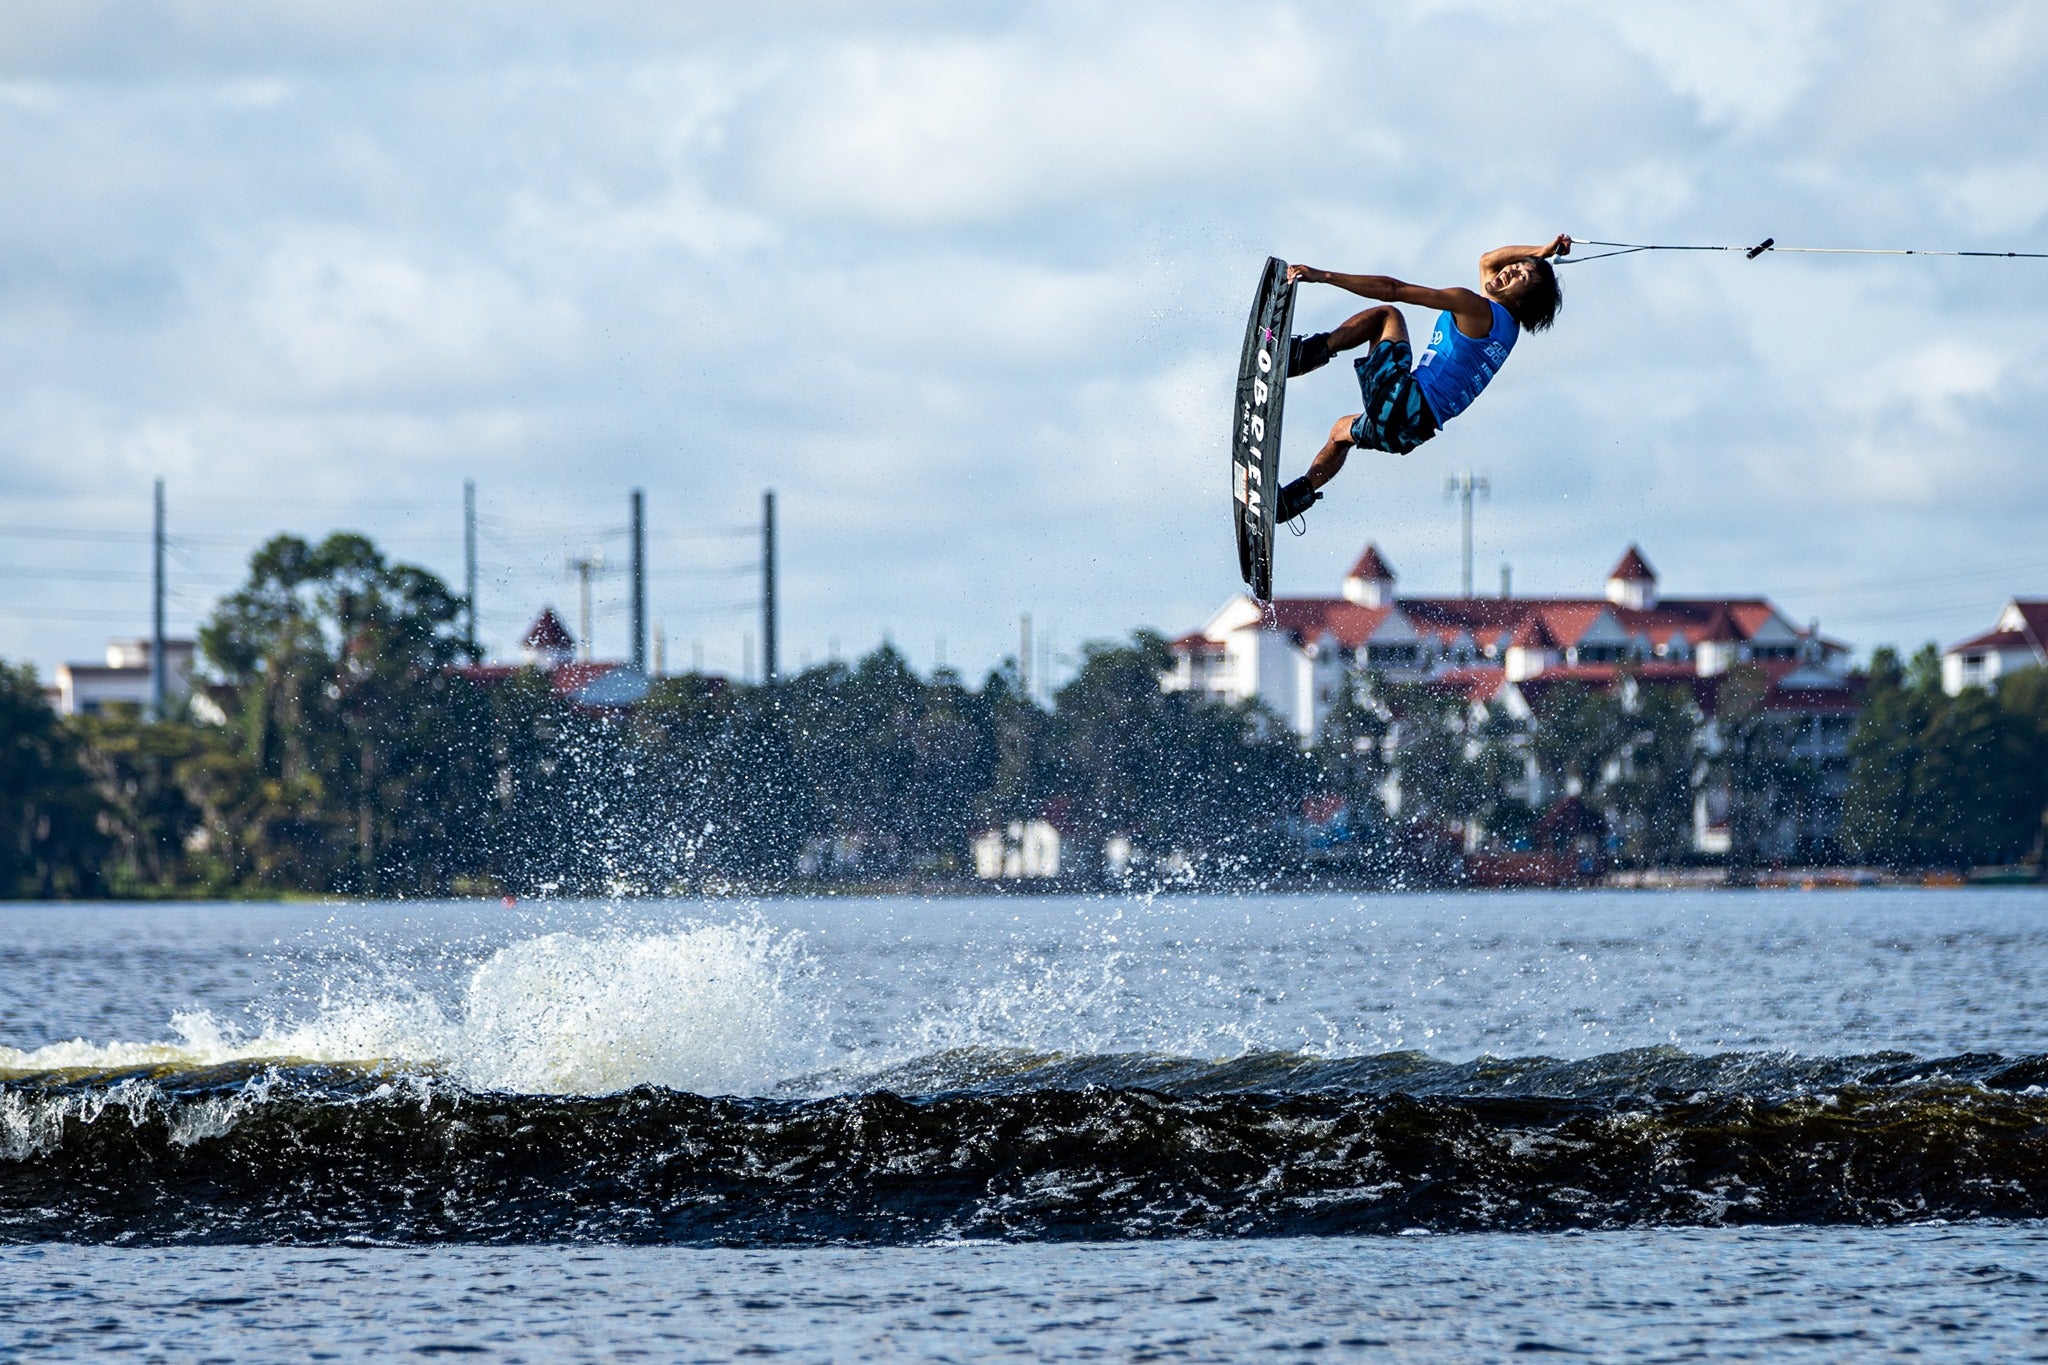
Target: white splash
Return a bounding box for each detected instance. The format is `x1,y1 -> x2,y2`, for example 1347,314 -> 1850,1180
0,921 -> 803,1099
447,925 -> 798,1095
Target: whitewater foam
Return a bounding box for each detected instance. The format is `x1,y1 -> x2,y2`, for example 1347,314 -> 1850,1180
448,925 -> 800,1094
0,920 -> 805,1098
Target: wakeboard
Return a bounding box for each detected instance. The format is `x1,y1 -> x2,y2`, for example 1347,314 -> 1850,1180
1232,256 -> 1295,602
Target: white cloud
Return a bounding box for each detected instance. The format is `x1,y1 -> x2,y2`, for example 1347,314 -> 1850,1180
1604,0 -> 1827,132
4,1 -> 2048,678
743,8 -> 1328,225
210,77 -> 294,109
230,233 -> 580,401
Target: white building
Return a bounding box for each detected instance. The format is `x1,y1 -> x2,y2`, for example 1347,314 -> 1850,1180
52,638 -> 196,717
1165,542 -> 1848,742
972,820 -> 1062,880
1166,541 -> 1864,862
1941,599 -> 2048,695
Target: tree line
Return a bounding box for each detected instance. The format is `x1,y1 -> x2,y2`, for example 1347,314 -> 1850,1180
3,534 -> 2044,897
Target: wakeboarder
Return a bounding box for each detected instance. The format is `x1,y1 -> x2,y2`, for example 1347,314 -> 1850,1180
1274,235 -> 1572,524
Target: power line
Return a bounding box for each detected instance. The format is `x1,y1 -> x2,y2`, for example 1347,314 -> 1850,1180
0,525 -> 151,543
475,525 -> 561,563
176,496 -> 447,511
1860,601 -> 2018,626
0,564 -> 152,582
162,541 -> 243,584
0,605 -> 182,623
474,524 -> 621,554
1765,552 -> 2048,602
165,532 -> 264,548
5,516 -> 750,553
475,513 -> 628,534
646,527 -> 756,542
646,564 -> 758,580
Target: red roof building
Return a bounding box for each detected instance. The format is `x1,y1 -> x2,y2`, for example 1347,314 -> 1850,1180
522,608 -> 575,667
1342,544 -> 1399,606
1605,545 -> 1657,608
1163,540 -> 1869,865
1348,543 -> 1397,581
1163,540 -> 1851,742
1941,599 -> 2048,694
451,610 -> 649,710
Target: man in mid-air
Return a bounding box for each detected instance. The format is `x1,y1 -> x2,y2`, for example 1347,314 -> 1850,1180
1274,235 -> 1572,524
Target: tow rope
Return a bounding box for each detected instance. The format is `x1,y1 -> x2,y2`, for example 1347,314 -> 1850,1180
1559,237 -> 2048,264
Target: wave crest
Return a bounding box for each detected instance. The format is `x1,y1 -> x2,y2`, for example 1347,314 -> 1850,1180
0,922 -> 801,1098
3,1048 -> 2044,1244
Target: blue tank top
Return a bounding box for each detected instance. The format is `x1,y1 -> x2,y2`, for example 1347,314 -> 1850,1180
1413,300 -> 1518,425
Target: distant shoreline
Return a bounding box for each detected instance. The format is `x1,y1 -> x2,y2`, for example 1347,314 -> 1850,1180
3,867 -> 2041,906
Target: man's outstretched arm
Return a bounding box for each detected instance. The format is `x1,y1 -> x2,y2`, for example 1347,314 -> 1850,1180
1480,235 -> 1572,273
1286,264 -> 1490,335
1286,265 -> 1478,314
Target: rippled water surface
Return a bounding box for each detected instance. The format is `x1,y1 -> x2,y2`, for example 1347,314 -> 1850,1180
3,888 -> 2045,1358
8,1226 -> 2048,1362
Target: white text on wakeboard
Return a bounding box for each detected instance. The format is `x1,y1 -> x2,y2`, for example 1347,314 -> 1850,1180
1235,346 -> 1273,512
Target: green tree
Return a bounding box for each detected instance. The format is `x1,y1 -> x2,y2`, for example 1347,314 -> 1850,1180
1916,683 -> 2030,865
0,662 -> 106,897
1460,697 -> 1537,849
199,532 -> 484,893
1525,681 -> 1627,807
1841,647 -> 1930,866
1313,677 -> 1392,841
977,661 -> 1053,834
759,646 -> 995,879
1995,667 -> 2048,867
1842,645 -> 2046,869
1382,683 -> 1482,829
1608,679 -> 1700,867
69,711 -> 209,895
1048,632 -> 1313,877
1708,663 -> 1816,869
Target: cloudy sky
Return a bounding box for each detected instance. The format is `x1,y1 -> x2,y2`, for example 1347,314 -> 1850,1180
5,1 -> 2047,687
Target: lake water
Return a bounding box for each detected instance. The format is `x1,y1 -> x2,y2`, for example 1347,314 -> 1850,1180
3,888 -> 2045,1359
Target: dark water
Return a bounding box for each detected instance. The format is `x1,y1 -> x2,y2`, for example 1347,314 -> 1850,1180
3,889 -> 2046,1357
5,1050 -> 2047,1244
8,1228 -> 2048,1361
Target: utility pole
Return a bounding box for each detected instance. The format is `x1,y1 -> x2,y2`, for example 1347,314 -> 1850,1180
463,479 -> 478,653
151,478 -> 166,721
1019,613 -> 1032,695
1500,563 -> 1513,599
1444,470 -> 1490,598
630,489 -> 647,672
566,553 -> 602,661
761,489 -> 778,686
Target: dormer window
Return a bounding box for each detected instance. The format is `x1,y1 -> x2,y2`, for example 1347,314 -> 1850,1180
1605,545 -> 1659,611
1342,543 -> 1399,607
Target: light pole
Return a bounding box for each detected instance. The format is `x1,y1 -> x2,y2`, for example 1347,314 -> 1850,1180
151,478 -> 166,720
1444,470 -> 1490,598
630,489 -> 647,672
761,489 -> 778,686
566,552 -> 604,661
463,479 -> 478,654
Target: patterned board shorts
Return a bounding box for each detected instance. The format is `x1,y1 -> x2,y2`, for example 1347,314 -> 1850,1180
1349,339 -> 1439,454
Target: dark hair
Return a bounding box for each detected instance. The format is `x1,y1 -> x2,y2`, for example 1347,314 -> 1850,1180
1506,255 -> 1562,332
